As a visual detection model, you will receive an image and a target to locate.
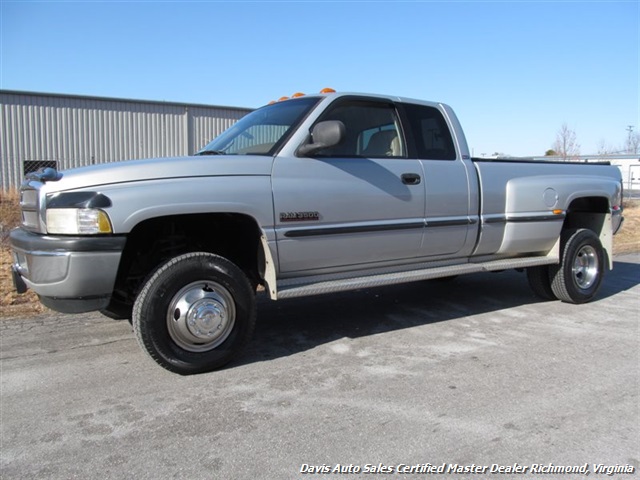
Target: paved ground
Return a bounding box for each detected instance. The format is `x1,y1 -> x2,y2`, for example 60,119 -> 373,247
1,254 -> 639,480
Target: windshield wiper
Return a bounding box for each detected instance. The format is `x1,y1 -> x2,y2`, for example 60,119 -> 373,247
195,150 -> 227,156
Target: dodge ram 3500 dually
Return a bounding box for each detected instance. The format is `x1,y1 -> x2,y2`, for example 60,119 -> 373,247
10,91 -> 624,374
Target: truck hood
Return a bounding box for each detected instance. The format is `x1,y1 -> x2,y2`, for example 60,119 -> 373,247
43,155 -> 273,192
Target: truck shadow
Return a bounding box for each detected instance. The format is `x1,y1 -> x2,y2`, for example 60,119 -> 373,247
597,259 -> 640,299
237,259 -> 640,367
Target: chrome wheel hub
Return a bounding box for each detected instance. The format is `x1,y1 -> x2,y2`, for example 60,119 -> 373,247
167,281 -> 235,352
187,299 -> 226,338
572,245 -> 598,290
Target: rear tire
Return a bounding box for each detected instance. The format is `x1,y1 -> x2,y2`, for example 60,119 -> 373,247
132,252 -> 256,375
549,229 -> 604,304
526,265 -> 556,300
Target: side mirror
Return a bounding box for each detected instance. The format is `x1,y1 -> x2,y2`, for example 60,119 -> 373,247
297,120 -> 345,157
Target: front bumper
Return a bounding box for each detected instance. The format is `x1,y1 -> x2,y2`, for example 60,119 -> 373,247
9,228 -> 126,313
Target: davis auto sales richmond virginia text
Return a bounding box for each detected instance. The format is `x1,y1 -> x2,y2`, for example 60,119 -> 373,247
300,463 -> 636,475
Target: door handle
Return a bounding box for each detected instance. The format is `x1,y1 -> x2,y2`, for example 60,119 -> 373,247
401,173 -> 421,185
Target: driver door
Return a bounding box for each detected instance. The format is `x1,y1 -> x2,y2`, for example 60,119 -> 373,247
272,98 -> 426,274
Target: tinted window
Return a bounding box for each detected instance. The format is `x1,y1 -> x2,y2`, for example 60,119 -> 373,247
402,104 -> 456,160
313,100 -> 405,158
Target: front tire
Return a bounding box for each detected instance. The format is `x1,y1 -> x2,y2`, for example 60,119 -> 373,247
549,229 -> 604,304
132,252 -> 256,375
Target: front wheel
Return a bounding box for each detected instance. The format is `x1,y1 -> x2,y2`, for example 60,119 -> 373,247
132,252 -> 256,375
549,229 -> 604,304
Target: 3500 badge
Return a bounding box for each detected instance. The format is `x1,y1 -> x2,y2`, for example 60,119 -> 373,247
279,211 -> 320,222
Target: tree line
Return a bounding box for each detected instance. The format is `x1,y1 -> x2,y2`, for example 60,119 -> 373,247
545,123 -> 640,160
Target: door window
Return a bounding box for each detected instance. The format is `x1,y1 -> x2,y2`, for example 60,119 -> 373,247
312,100 -> 406,158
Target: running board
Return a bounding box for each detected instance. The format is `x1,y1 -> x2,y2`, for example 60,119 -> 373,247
275,256 -> 557,300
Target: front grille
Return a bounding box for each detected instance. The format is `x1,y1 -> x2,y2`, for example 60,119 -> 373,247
19,184 -> 43,232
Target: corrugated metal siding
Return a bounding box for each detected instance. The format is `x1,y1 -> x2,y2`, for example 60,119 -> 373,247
189,106 -> 248,153
1,91 -> 251,190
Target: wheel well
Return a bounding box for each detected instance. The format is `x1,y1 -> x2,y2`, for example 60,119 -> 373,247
563,196 -> 610,233
562,196 -> 613,269
111,213 -> 263,308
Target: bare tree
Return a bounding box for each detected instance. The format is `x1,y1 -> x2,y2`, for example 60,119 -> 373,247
597,139 -> 616,155
625,126 -> 640,154
553,123 -> 580,160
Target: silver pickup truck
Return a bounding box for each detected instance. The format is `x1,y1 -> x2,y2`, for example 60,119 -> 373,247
10,91 -> 624,374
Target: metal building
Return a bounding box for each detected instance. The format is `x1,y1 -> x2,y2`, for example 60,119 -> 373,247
1,90 -> 252,190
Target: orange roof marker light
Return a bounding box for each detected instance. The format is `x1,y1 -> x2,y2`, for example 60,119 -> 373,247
269,89 -> 333,104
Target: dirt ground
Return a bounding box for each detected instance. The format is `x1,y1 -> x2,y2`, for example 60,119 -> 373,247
615,198 -> 640,253
1,189 -> 638,318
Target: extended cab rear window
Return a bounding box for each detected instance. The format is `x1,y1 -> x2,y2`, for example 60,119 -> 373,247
401,103 -> 456,160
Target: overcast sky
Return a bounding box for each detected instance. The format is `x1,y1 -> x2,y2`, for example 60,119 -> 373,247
1,0 -> 638,157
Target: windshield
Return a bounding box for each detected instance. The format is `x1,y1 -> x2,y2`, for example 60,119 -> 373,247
196,97 -> 321,156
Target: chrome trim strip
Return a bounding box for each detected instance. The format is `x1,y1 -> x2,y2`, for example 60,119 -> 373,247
283,221 -> 424,238
506,213 -> 566,223
482,213 -> 565,224
482,214 -> 507,225
426,216 -> 477,227
283,211 -> 561,238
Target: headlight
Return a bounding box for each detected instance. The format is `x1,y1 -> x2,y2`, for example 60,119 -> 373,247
46,208 -> 113,234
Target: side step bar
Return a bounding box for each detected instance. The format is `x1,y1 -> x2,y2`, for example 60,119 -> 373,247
275,255 -> 557,300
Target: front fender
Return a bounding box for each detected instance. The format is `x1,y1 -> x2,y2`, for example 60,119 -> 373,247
94,176 -> 274,234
